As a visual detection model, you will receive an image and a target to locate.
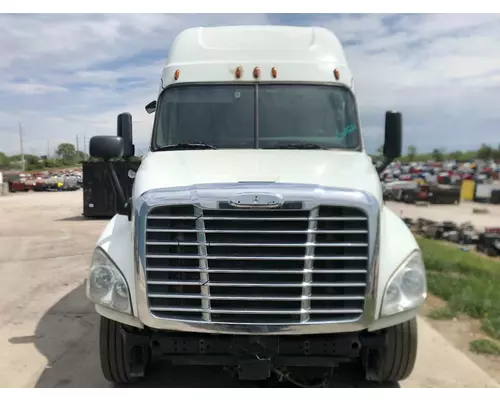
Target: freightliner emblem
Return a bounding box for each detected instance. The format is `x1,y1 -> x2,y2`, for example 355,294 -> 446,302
228,193 -> 284,208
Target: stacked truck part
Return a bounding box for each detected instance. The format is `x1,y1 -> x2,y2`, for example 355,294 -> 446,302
403,217 -> 499,257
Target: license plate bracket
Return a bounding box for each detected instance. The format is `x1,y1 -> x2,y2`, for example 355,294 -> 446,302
237,358 -> 271,380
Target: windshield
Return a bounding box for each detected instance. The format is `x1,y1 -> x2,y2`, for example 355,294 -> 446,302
152,84 -> 361,150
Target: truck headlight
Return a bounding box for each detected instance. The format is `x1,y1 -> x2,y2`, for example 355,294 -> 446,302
380,250 -> 427,317
86,247 -> 132,314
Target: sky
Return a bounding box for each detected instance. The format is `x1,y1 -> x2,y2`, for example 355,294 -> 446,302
0,13 -> 499,156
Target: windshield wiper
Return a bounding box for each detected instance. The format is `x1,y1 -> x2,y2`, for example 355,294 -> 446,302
154,142 -> 217,151
265,143 -> 326,150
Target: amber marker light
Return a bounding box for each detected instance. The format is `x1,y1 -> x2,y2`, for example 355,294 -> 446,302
235,66 -> 242,79
271,67 -> 277,78
334,68 -> 340,80
174,69 -> 180,80
253,67 -> 260,79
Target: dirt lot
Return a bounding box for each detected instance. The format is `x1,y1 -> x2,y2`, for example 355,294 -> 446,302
0,191 -> 498,387
420,294 -> 500,383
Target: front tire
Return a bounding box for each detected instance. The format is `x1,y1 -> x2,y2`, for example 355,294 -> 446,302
99,316 -> 138,385
366,317 -> 418,383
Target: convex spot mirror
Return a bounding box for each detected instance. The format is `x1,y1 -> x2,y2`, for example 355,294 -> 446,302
89,136 -> 124,160
145,100 -> 157,114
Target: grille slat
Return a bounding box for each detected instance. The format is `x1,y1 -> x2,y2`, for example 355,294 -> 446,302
147,280 -> 367,287
146,268 -> 367,274
148,294 -> 365,301
149,307 -> 364,315
148,215 -> 367,221
147,228 -> 368,234
147,241 -> 368,248
146,254 -> 367,260
144,203 -> 369,323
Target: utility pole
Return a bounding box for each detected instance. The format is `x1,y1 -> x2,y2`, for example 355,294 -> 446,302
83,134 -> 88,160
76,135 -> 80,164
19,122 -> 25,172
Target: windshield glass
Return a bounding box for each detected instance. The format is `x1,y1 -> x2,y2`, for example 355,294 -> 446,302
153,84 -> 361,150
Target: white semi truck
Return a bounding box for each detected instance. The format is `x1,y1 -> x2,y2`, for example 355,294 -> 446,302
86,25 -> 427,386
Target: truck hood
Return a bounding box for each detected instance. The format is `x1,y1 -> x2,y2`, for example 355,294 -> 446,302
133,149 -> 382,204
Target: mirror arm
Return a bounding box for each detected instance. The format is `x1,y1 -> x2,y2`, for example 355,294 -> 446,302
104,160 -> 128,215
125,197 -> 133,221
376,156 -> 394,175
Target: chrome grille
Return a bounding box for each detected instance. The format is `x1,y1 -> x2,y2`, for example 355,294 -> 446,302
145,202 -> 369,324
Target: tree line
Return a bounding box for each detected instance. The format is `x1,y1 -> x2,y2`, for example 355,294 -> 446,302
2,141 -> 499,172
0,143 -> 88,172
371,143 -> 500,163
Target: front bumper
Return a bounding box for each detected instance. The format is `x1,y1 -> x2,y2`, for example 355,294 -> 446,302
95,304 -> 420,335
149,330 -> 380,367
122,327 -> 389,380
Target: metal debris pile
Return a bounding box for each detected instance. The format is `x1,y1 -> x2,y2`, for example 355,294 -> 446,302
402,217 -> 500,258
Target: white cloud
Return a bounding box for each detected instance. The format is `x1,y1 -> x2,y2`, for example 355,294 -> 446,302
0,13 -> 499,156
1,82 -> 68,95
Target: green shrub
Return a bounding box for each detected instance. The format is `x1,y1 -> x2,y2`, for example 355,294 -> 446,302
427,307 -> 457,320
469,339 -> 500,356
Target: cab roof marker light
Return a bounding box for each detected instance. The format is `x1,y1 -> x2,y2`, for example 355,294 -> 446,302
235,66 -> 242,79
174,69 -> 180,80
253,66 -> 260,79
334,68 -> 340,80
271,67 -> 277,78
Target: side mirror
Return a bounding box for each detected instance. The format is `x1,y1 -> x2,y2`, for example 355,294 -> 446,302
145,100 -> 157,114
89,136 -> 128,217
117,112 -> 135,158
383,111 -> 402,160
89,136 -> 124,160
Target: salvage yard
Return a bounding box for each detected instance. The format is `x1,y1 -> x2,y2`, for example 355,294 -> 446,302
0,191 -> 499,388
